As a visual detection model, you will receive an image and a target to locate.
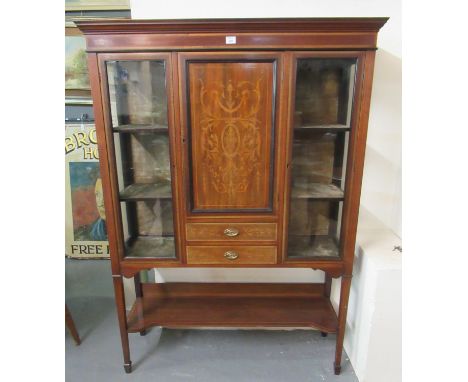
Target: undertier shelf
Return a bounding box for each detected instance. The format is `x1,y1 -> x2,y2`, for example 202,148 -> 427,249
127,283 -> 338,332
120,182 -> 172,200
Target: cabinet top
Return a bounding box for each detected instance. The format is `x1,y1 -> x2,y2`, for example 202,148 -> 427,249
76,17 -> 388,34
76,18 -> 388,52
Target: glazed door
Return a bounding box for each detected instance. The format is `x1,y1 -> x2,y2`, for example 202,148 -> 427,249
284,53 -> 362,261
179,53 -> 280,215
98,53 -> 181,261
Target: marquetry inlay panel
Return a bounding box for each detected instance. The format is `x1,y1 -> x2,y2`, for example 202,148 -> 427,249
187,61 -> 276,211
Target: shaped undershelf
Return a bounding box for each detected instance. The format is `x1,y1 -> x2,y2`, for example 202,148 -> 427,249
291,183 -> 344,200
127,283 -> 338,332
120,183 -> 172,201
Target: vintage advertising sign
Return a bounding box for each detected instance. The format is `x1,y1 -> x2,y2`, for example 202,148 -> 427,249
65,123 -> 110,258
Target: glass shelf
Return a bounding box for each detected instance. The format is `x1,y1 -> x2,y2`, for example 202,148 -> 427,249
119,182 -> 172,201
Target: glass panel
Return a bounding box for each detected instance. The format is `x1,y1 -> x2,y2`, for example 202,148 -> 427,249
288,200 -> 342,259
294,58 -> 356,128
287,58 -> 356,260
120,201 -> 175,259
107,60 -> 168,128
291,130 -> 348,199
107,60 -> 175,259
113,132 -> 172,199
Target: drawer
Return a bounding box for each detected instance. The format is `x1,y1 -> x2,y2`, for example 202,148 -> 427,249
186,223 -> 277,241
186,246 -> 277,265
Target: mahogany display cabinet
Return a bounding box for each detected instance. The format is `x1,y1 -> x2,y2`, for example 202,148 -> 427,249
77,17 -> 388,374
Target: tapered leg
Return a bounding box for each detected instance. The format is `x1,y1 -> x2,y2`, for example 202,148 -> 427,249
334,275 -> 352,375
112,276 -> 132,373
65,305 -> 81,345
133,272 -> 147,336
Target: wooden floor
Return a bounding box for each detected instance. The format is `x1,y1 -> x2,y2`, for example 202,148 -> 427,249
127,283 -> 338,333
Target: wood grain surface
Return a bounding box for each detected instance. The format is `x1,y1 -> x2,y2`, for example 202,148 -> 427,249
127,283 -> 338,332
186,222 -> 277,241
186,245 -> 277,265
188,61 -> 275,212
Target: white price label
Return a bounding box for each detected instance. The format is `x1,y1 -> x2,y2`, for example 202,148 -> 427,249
225,36 -> 236,44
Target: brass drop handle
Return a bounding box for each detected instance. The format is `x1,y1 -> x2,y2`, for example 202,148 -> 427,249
224,251 -> 239,260
224,227 -> 240,237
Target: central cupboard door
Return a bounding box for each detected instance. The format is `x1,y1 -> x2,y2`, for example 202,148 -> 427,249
179,53 -> 281,214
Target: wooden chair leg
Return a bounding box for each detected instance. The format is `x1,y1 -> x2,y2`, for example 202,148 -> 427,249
334,275 -> 352,375
65,305 -> 81,345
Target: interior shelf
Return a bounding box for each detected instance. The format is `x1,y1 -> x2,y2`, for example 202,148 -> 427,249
125,236 -> 175,259
127,283 -> 338,332
120,182 -> 172,201
291,183 -> 344,200
294,124 -> 350,131
113,124 -> 169,133
287,236 -> 340,259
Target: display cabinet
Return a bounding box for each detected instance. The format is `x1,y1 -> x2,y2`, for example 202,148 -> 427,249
77,18 -> 387,374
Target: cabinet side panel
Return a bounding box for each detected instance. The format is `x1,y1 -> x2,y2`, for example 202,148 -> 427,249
187,61 -> 275,212
340,51 -> 376,273
87,53 -> 121,275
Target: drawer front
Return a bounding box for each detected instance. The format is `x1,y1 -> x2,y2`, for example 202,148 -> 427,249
186,223 -> 277,242
186,246 -> 277,264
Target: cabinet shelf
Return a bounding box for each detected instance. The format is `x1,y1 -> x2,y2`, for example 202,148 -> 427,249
113,124 -> 168,133
125,236 -> 175,259
120,183 -> 172,201
294,124 -> 350,131
291,183 -> 344,200
127,283 -> 338,332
